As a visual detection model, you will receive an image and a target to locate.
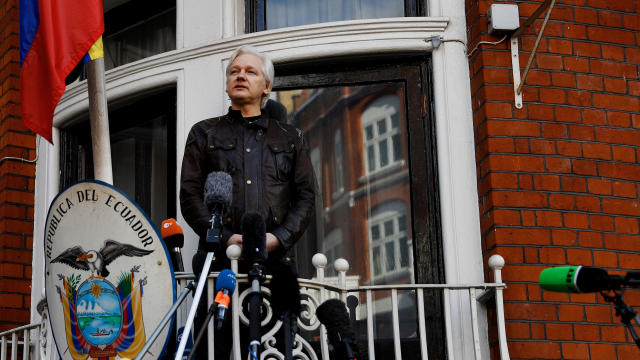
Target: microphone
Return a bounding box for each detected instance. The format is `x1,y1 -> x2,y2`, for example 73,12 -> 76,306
215,269 -> 237,330
203,172 -> 232,252
270,261 -> 301,360
316,299 -> 358,360
241,212 -> 267,265
539,266 -> 626,293
270,261 -> 301,319
242,212 -> 267,358
161,218 -> 185,272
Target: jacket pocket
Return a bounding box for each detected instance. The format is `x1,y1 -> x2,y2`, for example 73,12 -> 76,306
269,204 -> 286,226
268,141 -> 295,182
207,136 -> 236,172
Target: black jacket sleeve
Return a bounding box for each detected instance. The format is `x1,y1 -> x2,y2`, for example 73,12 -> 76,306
271,131 -> 316,251
179,123 -> 212,245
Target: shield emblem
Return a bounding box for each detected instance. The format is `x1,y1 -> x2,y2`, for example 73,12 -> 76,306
45,181 -> 175,360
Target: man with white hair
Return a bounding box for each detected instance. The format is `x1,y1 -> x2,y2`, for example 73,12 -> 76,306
179,45 -> 315,358
181,45 -> 315,264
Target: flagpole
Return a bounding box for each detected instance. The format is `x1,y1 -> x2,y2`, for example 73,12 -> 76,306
85,56 -> 113,184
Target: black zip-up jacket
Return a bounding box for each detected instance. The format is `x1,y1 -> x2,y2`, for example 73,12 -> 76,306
180,107 -> 315,264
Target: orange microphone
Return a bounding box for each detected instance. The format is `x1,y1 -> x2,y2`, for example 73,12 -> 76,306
161,218 -> 184,272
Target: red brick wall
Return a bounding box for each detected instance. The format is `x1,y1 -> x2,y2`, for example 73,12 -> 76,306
468,0 -> 639,359
0,0 -> 36,331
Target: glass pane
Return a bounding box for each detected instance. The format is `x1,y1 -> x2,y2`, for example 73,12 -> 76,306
274,83 -> 411,286
379,139 -> 389,167
391,111 -> 400,129
384,220 -> 394,237
398,214 -> 407,231
367,145 -> 376,172
373,246 -> 381,275
392,133 -> 402,161
385,241 -> 395,271
266,0 -> 405,30
371,224 -> 380,240
399,236 -> 409,267
365,125 -> 374,140
377,119 -> 387,135
60,88 -> 175,228
104,2 -> 176,70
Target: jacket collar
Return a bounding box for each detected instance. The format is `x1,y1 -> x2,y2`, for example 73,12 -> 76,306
227,107 -> 269,129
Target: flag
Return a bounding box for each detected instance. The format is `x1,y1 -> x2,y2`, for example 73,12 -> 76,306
20,0 -> 104,143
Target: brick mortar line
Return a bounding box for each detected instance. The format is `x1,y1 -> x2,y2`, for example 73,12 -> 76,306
479,242 -> 640,255
470,46 -> 640,62
476,150 -> 640,164
476,82 -> 640,94
480,103 -> 640,116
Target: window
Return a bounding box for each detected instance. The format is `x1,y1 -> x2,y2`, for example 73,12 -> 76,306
362,94 -> 403,176
103,0 -> 176,70
273,58 -> 444,360
247,0 -> 427,32
60,87 -> 176,228
368,202 -> 412,280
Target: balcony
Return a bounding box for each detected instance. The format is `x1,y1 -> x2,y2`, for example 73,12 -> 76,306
1,250 -> 509,360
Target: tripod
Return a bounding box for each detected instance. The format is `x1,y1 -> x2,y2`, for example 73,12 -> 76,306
601,271 -> 640,350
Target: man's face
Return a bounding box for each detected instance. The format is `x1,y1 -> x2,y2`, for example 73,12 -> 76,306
226,54 -> 269,107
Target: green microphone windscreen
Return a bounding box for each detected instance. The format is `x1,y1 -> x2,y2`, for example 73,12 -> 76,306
539,266 -> 581,293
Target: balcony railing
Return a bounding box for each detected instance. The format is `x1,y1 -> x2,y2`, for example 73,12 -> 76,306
4,250 -> 509,360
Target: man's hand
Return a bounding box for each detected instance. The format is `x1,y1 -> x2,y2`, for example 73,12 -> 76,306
227,233 -> 279,253
227,234 -> 243,248
266,233 -> 280,253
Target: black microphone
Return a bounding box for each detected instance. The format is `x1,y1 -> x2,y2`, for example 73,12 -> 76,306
539,266 -> 630,293
161,218 -> 185,272
241,212 -> 267,265
265,99 -> 287,122
317,299 -> 358,360
203,172 -> 232,252
270,261 -> 301,360
242,212 -> 267,358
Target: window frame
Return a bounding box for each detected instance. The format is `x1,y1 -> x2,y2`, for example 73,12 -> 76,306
59,86 -> 178,225
274,57 -> 445,359
246,0 -> 426,32
274,58 -> 442,285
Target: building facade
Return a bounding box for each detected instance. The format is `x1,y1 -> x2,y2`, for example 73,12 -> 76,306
0,0 -> 638,358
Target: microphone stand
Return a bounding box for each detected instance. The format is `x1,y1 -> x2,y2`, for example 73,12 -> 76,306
134,281 -> 196,360
600,271 -> 640,350
187,301 -> 218,360
282,312 -> 298,360
175,210 -> 224,360
601,290 -> 640,349
248,263 -> 265,359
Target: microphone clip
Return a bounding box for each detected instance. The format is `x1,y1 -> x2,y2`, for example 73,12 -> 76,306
205,207 -> 225,252
248,263 -> 266,284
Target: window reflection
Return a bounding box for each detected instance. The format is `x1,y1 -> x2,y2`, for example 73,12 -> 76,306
103,0 -> 176,70
266,0 -> 404,29
60,88 -> 176,228
274,84 -> 413,286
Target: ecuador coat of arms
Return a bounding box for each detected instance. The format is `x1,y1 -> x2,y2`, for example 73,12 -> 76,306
45,181 -> 175,360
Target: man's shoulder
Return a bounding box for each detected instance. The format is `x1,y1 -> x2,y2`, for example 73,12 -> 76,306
271,119 -> 304,141
192,115 -> 227,131
185,115 -> 232,145
189,115 -> 232,136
